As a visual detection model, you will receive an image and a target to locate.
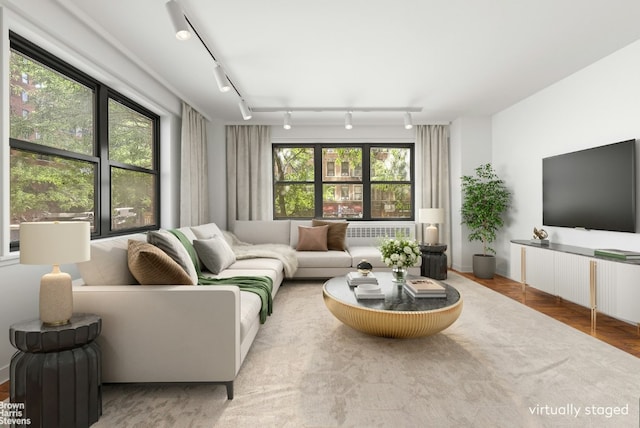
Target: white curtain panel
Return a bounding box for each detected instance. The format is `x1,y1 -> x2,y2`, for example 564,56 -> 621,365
180,102 -> 209,227
226,125 -> 271,227
416,124 -> 452,267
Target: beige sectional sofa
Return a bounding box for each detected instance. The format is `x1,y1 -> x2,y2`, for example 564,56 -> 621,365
72,220 -> 418,399
232,219 -> 420,278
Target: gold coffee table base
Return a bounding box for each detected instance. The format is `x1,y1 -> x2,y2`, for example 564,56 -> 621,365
323,289 -> 463,339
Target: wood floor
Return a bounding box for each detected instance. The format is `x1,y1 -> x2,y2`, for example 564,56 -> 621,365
0,272 -> 638,402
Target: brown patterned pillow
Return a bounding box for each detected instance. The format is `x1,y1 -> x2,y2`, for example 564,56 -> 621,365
312,219 -> 348,251
297,225 -> 329,251
127,240 -> 194,285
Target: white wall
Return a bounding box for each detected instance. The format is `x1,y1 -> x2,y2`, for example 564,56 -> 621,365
0,3 -> 183,382
449,116 -> 492,272
493,39 -> 640,274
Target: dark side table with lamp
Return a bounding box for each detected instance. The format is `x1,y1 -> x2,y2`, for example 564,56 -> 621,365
420,244 -> 448,280
11,221 -> 101,427
10,314 -> 103,427
419,208 -> 447,280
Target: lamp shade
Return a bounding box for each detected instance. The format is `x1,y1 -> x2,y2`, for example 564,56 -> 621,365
419,208 -> 444,224
20,221 -> 90,265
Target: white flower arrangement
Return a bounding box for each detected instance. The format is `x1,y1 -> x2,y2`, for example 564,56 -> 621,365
378,236 -> 421,268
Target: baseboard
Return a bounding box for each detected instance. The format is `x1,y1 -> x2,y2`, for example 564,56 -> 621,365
0,364 -> 9,384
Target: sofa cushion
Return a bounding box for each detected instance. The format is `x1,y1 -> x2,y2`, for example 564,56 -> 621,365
193,236 -> 236,274
147,230 -> 198,284
225,258 -> 285,275
77,233 -> 147,285
296,225 -> 329,251
177,226 -> 198,243
190,223 -> 224,240
289,220 -> 312,248
296,250 -> 352,268
348,246 -> 387,268
127,240 -> 194,285
239,291 -> 262,343
211,267 -> 282,297
311,219 -> 348,251
232,220 -> 291,245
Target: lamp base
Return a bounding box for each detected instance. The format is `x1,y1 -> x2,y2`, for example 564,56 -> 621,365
424,225 -> 439,245
40,269 -> 73,326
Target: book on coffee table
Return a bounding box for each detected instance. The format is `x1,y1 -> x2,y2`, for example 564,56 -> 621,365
347,271 -> 379,286
403,286 -> 446,299
404,278 -> 447,298
405,278 -> 445,293
354,283 -> 384,299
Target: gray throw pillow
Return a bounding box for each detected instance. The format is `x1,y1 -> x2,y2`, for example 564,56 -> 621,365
193,235 -> 236,274
147,230 -> 199,284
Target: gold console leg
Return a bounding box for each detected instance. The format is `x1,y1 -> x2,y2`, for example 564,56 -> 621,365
589,261 -> 597,333
520,247 -> 526,299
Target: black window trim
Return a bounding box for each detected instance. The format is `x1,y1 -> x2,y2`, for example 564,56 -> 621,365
9,31 -> 161,250
272,142 -> 415,221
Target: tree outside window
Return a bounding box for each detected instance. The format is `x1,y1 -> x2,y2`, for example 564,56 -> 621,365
8,32 -> 159,247
273,144 -> 413,220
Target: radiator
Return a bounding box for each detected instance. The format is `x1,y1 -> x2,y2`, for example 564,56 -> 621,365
346,222 -> 416,245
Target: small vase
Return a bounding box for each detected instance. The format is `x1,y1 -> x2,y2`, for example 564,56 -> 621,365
391,265 -> 408,283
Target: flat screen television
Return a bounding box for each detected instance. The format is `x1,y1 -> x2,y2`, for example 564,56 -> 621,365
542,139 -> 636,233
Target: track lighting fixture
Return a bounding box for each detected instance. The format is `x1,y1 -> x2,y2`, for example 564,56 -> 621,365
167,0 -> 253,120
345,111 -> 353,130
283,111 -> 292,130
404,112 -> 413,130
212,63 -> 231,93
253,107 -> 421,128
165,0 -> 191,41
239,99 -> 252,120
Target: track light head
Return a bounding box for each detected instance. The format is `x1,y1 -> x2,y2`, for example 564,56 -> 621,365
212,63 -> 231,93
345,111 -> 353,130
165,0 -> 191,41
239,99 -> 252,120
284,111 -> 292,130
404,112 -> 413,130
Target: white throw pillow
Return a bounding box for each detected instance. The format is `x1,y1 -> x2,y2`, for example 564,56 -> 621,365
193,235 -> 237,274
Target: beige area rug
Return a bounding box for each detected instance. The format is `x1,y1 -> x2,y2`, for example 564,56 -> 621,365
93,272 -> 640,427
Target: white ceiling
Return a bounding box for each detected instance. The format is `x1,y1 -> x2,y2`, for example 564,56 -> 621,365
17,1 -> 640,125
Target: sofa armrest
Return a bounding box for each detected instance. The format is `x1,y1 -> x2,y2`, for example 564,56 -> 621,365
73,285 -> 242,383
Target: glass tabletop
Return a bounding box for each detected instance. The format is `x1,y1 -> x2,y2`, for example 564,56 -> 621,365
323,272 -> 461,312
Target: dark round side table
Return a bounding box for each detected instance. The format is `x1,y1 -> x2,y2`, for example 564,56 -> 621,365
420,243 -> 448,280
10,313 -> 102,427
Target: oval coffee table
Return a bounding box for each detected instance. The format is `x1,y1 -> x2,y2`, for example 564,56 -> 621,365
322,272 -> 463,338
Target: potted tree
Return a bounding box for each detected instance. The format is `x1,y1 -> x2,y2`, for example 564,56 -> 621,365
460,163 -> 511,279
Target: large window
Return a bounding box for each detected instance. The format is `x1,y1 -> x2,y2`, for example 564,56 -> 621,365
9,32 -> 160,248
273,144 -> 414,220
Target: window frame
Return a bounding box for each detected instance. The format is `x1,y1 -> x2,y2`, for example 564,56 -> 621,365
272,142 -> 414,221
8,31 -> 161,250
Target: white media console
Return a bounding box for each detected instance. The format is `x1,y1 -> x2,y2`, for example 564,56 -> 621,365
510,240 -> 640,331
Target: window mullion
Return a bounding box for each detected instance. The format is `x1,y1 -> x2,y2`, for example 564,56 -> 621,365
314,144 -> 323,218
97,86 -> 110,235
362,144 -> 371,219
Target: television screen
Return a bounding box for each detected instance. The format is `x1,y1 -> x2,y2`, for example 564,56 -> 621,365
542,139 -> 636,233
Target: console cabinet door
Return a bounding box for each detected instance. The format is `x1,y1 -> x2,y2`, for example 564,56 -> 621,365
525,246 -> 555,295
509,243 -> 524,282
554,252 -> 591,307
593,258 -> 617,318
615,263 -> 640,324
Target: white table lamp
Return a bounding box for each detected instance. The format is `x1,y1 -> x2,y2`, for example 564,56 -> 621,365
419,208 -> 445,245
20,221 -> 90,326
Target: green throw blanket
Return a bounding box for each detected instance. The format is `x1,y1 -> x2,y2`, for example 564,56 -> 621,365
169,229 -> 273,323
